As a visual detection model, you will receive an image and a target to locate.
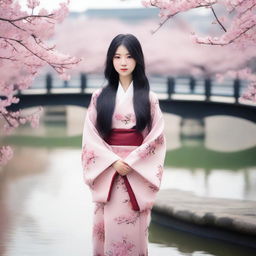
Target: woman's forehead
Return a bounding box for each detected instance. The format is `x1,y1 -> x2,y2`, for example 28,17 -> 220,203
115,45 -> 130,55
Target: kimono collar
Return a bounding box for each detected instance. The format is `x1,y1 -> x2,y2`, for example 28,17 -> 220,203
116,80 -> 134,102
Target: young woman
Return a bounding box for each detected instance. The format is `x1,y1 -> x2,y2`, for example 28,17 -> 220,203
81,34 -> 166,256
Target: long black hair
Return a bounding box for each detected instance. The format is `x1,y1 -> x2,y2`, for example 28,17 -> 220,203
96,33 -> 152,139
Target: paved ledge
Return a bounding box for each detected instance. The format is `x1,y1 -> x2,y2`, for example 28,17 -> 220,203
152,189 -> 256,248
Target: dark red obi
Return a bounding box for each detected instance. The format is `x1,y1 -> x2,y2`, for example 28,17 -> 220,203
104,128 -> 143,212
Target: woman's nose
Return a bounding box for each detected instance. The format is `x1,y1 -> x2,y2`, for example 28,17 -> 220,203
121,57 -> 127,65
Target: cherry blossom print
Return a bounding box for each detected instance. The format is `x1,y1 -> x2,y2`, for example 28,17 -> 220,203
114,113 -> 136,125
138,133 -> 164,159
94,202 -> 104,215
86,178 -> 95,190
81,68 -> 166,255
115,175 -> 128,193
114,209 -> 150,225
81,144 -> 97,171
145,165 -> 164,192
93,221 -> 105,242
155,133 -> 164,145
156,164 -> 164,182
148,183 -> 159,193
105,235 -> 135,256
114,212 -> 140,225
138,143 -> 156,159
122,198 -> 130,204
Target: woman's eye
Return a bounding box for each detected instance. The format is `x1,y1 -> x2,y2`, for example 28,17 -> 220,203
127,55 -> 132,58
114,56 -> 120,59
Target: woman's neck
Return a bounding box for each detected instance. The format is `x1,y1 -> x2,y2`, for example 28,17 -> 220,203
119,76 -> 132,91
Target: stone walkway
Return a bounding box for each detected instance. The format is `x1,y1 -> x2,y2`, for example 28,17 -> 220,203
152,189 -> 256,248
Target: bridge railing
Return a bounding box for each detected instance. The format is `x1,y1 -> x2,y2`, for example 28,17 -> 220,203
165,76 -> 247,103
27,73 -> 249,104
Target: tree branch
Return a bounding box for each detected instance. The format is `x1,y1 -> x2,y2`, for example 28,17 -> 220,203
149,1 -> 214,34
0,36 -> 79,73
0,14 -> 54,23
196,23 -> 256,45
210,6 -> 227,32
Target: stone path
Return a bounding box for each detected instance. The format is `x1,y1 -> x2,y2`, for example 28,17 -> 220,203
152,189 -> 256,248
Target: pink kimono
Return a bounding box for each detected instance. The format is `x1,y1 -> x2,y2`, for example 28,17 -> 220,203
81,81 -> 166,256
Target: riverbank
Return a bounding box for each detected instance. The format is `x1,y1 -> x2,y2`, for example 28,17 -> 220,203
152,189 -> 256,249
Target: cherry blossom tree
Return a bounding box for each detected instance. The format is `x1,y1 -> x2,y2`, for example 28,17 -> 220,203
54,16 -> 253,84
0,0 -> 81,165
141,0 -> 256,103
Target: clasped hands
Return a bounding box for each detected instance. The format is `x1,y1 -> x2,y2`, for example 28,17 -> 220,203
112,160 -> 133,176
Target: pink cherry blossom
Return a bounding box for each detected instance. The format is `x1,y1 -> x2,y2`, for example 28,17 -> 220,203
0,0 -> 81,165
93,221 -> 105,242
156,164 -> 163,182
81,144 -> 97,170
107,235 -> 135,256
142,0 -> 256,102
114,113 -> 136,124
0,145 -> 13,165
138,133 -> 164,159
94,202 -> 104,215
148,183 -> 159,192
114,212 -> 140,225
114,113 -> 123,121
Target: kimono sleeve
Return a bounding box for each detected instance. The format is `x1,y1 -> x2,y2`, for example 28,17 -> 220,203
81,89 -> 121,192
123,91 -> 166,206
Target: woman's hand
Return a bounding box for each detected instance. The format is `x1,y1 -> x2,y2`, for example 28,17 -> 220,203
112,160 -> 133,176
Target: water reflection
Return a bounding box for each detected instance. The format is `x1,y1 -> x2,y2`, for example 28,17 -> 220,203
0,106 -> 256,255
1,147 -> 255,256
0,149 -> 92,256
3,109 -> 256,201
149,221 -> 256,256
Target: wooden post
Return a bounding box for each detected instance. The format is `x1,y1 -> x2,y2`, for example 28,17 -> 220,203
167,76 -> 174,100
81,73 -> 87,93
46,73 -> 52,94
63,80 -> 68,88
189,76 -> 196,93
233,78 -> 240,104
204,77 -> 211,101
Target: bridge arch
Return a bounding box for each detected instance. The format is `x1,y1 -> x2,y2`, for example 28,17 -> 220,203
7,93 -> 256,123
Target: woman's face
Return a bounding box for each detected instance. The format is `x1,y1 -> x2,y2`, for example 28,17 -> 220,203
113,45 -> 136,78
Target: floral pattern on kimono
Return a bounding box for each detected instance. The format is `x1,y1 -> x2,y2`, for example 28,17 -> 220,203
82,83 -> 165,256
115,175 -> 128,193
93,221 -> 105,242
81,86 -> 166,211
114,208 -> 150,226
81,144 -> 97,172
137,133 -> 165,159
114,113 -> 136,125
105,235 -> 136,256
94,202 -> 104,215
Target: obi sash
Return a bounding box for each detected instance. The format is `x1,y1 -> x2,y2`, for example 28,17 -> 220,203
104,128 -> 143,211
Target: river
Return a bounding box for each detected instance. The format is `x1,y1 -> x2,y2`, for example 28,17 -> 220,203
0,105 -> 255,256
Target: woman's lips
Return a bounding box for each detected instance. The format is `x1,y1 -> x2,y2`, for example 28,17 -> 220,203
120,68 -> 128,71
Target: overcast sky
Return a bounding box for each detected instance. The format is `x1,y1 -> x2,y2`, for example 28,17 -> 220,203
69,0 -> 143,11
20,0 -> 144,12
19,0 -> 211,15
